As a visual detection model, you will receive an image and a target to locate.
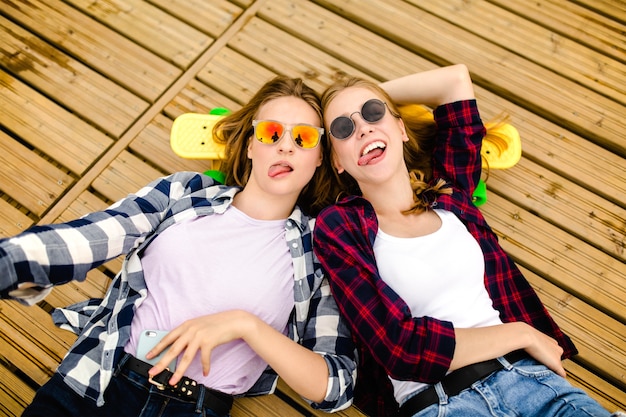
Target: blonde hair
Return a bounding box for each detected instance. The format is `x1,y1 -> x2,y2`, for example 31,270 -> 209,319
321,77 -> 451,214
213,76 -> 335,216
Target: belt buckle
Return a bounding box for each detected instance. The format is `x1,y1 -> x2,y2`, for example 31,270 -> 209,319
148,368 -> 173,391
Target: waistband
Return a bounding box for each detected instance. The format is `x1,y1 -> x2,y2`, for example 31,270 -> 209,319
120,354 -> 233,415
398,350 -> 530,416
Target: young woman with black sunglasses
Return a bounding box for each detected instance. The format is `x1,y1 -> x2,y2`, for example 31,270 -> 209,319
313,64 -> 620,417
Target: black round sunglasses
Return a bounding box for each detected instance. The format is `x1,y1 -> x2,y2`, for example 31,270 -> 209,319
329,98 -> 387,140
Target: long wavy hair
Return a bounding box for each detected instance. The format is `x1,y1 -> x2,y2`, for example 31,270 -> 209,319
212,76 -> 335,216
321,77 -> 451,214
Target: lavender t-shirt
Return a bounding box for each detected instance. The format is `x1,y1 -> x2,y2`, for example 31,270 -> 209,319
124,206 -> 294,394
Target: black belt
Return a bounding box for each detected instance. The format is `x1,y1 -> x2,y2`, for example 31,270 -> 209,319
122,355 -> 233,415
398,350 -> 530,416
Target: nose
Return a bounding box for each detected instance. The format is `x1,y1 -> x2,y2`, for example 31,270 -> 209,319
277,130 -> 296,153
351,113 -> 372,138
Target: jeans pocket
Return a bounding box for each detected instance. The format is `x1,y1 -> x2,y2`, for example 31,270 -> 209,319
509,359 -> 554,379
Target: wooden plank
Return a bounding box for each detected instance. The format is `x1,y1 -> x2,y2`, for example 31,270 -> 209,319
0,131 -> 74,218
522,266 -> 625,389
233,394 -> 306,416
196,47 -> 276,105
482,193 -> 625,322
0,70 -> 113,176
0,360 -> 35,417
0,16 -> 148,138
2,0 -> 181,102
228,17 -> 371,92
0,198 -> 34,238
66,0 -> 213,69
488,0 -> 626,63
148,0 -> 244,38
564,360 -> 626,413
230,0 -> 254,8
411,0 -> 626,105
569,0 -> 626,24
91,151 -> 165,203
311,0 -> 626,157
276,379 -> 368,417
259,0 -> 430,83
55,190 -> 112,223
486,158 -> 626,262
163,78 -> 241,119
0,301 -> 76,386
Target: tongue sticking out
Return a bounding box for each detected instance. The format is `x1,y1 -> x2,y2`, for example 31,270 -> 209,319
358,148 -> 384,166
268,164 -> 293,177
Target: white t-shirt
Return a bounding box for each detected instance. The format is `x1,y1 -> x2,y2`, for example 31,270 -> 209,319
125,206 -> 294,394
373,209 -> 502,404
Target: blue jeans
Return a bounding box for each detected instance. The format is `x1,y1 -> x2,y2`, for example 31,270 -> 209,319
404,357 -> 618,417
22,357 -> 228,417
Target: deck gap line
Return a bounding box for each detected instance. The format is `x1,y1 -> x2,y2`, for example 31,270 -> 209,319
40,0 -> 269,224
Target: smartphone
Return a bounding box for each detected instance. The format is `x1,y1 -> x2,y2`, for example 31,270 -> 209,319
136,330 -> 177,371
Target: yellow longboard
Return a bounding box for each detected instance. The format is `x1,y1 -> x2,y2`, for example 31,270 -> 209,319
481,122 -> 522,169
170,110 -> 229,160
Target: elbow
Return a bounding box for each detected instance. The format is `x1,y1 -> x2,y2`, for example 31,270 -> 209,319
308,354 -> 357,412
446,64 -> 475,103
449,63 -> 470,82
382,320 -> 456,382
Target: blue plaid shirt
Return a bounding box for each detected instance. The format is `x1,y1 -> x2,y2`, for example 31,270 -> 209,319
0,172 -> 356,411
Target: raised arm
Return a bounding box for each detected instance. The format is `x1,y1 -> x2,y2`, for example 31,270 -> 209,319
380,64 -> 475,107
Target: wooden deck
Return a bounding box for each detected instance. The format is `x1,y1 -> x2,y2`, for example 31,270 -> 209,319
0,0 -> 624,415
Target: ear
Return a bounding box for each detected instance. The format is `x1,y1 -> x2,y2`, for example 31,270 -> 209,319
398,119 -> 409,142
332,152 -> 345,174
316,151 -> 323,168
247,137 -> 253,159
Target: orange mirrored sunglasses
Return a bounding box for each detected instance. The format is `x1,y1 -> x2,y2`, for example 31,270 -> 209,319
252,120 -> 323,149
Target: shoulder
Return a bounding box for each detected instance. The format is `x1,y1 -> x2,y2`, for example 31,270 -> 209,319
142,173 -> 239,217
165,171 -> 219,190
315,196 -> 378,241
318,196 -> 371,222
138,172 -> 218,198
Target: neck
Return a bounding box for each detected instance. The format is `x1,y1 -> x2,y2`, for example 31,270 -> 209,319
361,173 -> 438,238
233,187 -> 296,221
360,171 -> 414,217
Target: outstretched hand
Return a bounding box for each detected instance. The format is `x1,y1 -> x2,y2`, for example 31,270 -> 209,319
145,310 -> 252,386
523,324 -> 566,378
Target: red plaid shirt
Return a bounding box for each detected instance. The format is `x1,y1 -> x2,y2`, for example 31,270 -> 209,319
313,100 -> 576,416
